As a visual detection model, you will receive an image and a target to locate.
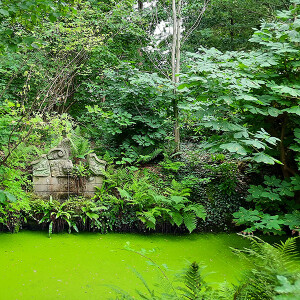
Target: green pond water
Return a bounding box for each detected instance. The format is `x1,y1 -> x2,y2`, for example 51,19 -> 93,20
0,231 -> 285,299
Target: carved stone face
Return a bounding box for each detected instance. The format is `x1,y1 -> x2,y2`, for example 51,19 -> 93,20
62,161 -> 73,175
49,160 -> 73,177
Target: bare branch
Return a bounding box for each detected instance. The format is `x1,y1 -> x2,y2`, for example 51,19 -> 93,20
182,0 -> 211,45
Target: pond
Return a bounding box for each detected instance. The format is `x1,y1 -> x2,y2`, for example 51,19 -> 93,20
0,231 -> 287,299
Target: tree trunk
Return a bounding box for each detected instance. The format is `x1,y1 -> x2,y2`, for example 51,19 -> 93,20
172,0 -> 182,152
280,113 -> 296,178
230,16 -> 234,50
138,1 -> 143,11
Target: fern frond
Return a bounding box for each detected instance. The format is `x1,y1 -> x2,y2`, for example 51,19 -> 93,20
128,267 -> 156,298
158,277 -> 180,299
171,211 -> 183,227
274,237 -> 299,270
183,212 -> 197,233
232,236 -> 300,299
137,148 -> 163,163
177,262 -> 206,300
153,194 -> 169,204
173,203 -> 185,211
107,284 -> 135,299
117,188 -> 132,200
66,127 -> 93,159
137,211 -> 156,229
188,204 -> 206,220
170,195 -> 187,204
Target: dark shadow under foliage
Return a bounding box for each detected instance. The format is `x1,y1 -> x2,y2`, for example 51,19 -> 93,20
164,148 -> 249,232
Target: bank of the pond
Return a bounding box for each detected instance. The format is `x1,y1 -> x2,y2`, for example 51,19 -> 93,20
0,232 -> 288,299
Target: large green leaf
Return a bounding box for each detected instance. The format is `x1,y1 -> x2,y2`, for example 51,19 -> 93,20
267,107 -> 281,117
233,207 -> 261,224
0,191 -> 6,204
279,86 -> 300,97
257,214 -> 285,231
248,185 -> 265,198
294,128 -> 300,139
275,275 -> 300,298
252,153 -> 278,165
241,139 -> 266,150
264,175 -> 282,187
284,106 -> 300,116
0,190 -> 17,203
283,211 -> 300,231
220,142 -> 247,155
261,192 -> 281,201
0,9 -> 9,17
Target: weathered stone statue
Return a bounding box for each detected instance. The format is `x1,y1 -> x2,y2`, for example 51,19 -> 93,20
31,155 -> 50,177
31,138 -> 106,199
57,138 -> 72,157
48,147 -> 73,177
87,153 -> 106,175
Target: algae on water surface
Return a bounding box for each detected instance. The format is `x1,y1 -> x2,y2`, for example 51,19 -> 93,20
0,232 -> 251,299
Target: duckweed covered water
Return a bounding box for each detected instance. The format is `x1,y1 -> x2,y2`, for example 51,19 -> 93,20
0,232 -> 252,299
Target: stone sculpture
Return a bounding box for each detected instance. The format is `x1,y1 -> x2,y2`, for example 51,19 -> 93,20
31,155 -> 50,177
31,138 -> 106,199
87,153 -> 106,175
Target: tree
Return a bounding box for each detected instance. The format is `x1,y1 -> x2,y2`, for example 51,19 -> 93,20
179,1 -> 300,235
0,0 -> 76,53
0,0 -> 144,165
138,0 -> 211,151
180,1 -> 300,175
184,0 -> 291,51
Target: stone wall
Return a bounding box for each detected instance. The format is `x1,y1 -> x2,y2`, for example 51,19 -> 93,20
31,138 -> 106,199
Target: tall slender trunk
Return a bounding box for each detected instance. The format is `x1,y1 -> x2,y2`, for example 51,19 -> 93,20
280,113 -> 296,178
172,0 -> 182,152
138,0 -> 143,11
230,16 -> 234,50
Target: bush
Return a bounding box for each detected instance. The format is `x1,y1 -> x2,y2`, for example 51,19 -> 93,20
167,149 -> 248,232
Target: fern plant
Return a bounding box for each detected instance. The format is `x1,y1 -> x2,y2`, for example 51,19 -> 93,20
112,244 -> 219,300
178,261 -> 211,300
96,167 -> 206,232
112,239 -> 299,300
168,196 -> 206,233
69,126 -> 93,161
137,146 -> 163,163
112,177 -> 207,233
134,193 -> 206,233
37,198 -> 79,237
233,235 -> 300,300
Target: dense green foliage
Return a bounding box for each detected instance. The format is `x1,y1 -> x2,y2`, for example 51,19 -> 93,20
187,0 -> 290,51
0,2 -> 300,298
0,0 -> 76,52
178,2 -> 300,235
0,1 -> 299,237
81,65 -> 173,163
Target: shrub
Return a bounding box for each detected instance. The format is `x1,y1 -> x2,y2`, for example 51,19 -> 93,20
170,149 -> 248,232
